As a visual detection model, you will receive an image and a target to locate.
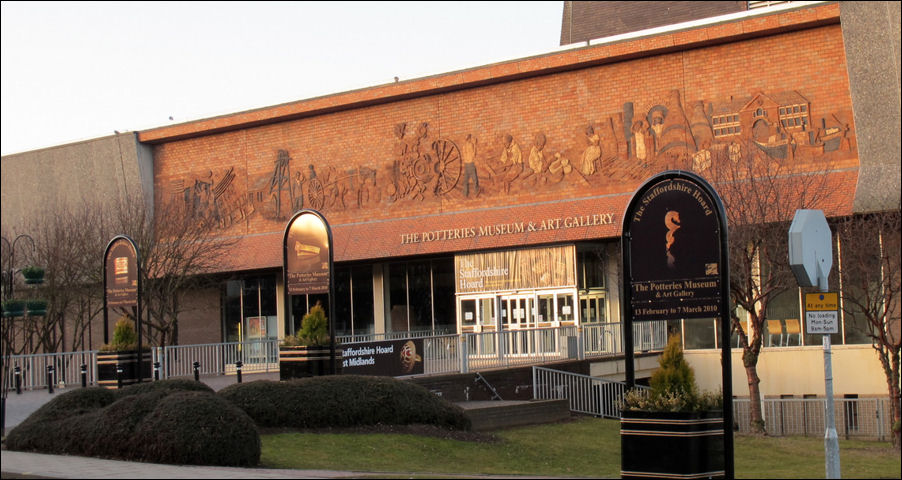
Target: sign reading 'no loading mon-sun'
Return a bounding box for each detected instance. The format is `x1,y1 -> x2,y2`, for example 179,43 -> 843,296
805,292 -> 839,334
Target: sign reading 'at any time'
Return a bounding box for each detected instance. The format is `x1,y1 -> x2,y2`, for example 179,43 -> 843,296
805,292 -> 839,334
627,177 -> 722,321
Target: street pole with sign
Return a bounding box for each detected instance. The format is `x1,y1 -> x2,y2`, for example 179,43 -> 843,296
788,209 -> 840,479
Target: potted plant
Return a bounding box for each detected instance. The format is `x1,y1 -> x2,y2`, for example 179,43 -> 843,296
25,299 -> 47,316
619,334 -> 725,479
97,317 -> 151,389
20,265 -> 45,285
279,302 -> 339,379
2,299 -> 26,317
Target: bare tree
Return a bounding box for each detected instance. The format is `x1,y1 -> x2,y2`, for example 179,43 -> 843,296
111,195 -> 237,348
835,208 -> 901,449
702,139 -> 836,434
23,200 -> 111,353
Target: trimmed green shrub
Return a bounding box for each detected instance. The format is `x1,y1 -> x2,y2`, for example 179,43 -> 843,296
5,379 -> 260,466
132,391 -> 260,466
621,334 -> 723,413
219,375 -> 470,431
649,334 -> 697,399
101,317 -> 138,352
112,377 -> 214,399
283,302 -> 330,347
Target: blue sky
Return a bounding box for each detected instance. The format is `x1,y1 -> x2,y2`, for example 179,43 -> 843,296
1,1 -> 564,155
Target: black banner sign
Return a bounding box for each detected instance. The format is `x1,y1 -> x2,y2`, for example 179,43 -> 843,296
285,211 -> 331,295
341,338 -> 425,376
105,237 -> 138,308
627,176 -> 722,321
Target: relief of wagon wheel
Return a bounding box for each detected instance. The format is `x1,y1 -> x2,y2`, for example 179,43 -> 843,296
306,177 -> 325,210
431,139 -> 462,195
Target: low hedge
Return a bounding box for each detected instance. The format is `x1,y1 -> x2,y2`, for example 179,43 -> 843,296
5,379 -> 260,466
218,375 -> 471,431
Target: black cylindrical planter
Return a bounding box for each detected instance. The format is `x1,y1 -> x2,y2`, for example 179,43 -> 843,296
279,345 -> 341,380
621,410 -> 725,479
97,351 -> 152,389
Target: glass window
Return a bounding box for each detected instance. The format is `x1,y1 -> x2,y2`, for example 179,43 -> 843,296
222,274 -> 277,342
432,259 -> 456,333
461,299 -> 477,327
334,267 -> 352,336
557,293 -> 575,322
683,317 -> 716,349
408,260 -> 433,331
223,280 -> 242,342
537,294 -> 554,323
388,262 -> 409,332
351,265 -> 375,336
578,245 -> 606,290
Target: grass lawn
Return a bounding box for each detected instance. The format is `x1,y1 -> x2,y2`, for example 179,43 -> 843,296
261,417 -> 900,478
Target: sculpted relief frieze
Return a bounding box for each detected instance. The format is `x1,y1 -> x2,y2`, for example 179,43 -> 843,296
169,89 -> 856,227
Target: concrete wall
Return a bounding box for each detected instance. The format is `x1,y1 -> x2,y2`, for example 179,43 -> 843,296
560,1 -> 746,46
0,132 -> 154,235
841,1 -> 902,213
687,345 -> 888,398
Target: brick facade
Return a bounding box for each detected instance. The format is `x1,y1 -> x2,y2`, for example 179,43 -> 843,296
143,4 -> 858,272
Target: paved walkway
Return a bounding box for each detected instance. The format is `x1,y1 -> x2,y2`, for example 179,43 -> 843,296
1,374 -> 568,479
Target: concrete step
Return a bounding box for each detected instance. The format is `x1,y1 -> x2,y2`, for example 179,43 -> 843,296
456,399 -> 571,431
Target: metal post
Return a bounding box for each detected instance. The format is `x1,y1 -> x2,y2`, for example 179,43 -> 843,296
116,364 -> 123,389
817,273 -> 840,479
824,334 -> 841,478
153,361 -> 160,381
46,365 -> 54,394
193,361 -> 200,382
80,364 -> 87,388
14,365 -> 22,394
236,361 -> 243,383
459,336 -> 468,374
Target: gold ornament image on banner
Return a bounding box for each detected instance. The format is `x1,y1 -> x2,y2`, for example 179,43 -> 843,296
665,210 -> 681,269
400,340 -> 422,374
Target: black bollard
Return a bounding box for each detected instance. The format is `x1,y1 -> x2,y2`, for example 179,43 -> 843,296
47,365 -> 54,394
236,361 -> 243,384
153,361 -> 160,381
80,364 -> 87,388
116,364 -> 123,389
14,365 -> 22,394
193,361 -> 200,382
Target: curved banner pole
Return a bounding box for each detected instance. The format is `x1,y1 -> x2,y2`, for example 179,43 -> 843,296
283,209 -> 336,374
102,234 -> 143,381
620,170 -> 733,478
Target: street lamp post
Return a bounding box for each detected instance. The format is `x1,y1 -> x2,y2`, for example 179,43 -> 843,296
1,234 -> 37,436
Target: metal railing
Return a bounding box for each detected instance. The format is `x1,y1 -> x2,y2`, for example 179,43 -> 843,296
533,366 -> 649,418
462,326 -> 578,371
421,334 -> 460,375
154,339 -> 279,378
336,327 -> 455,344
580,321 -> 667,358
732,397 -> 894,440
2,321 -> 667,389
4,350 -> 98,390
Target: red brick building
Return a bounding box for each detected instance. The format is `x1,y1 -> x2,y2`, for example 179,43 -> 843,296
2,2 -> 898,402
135,2 -> 861,346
